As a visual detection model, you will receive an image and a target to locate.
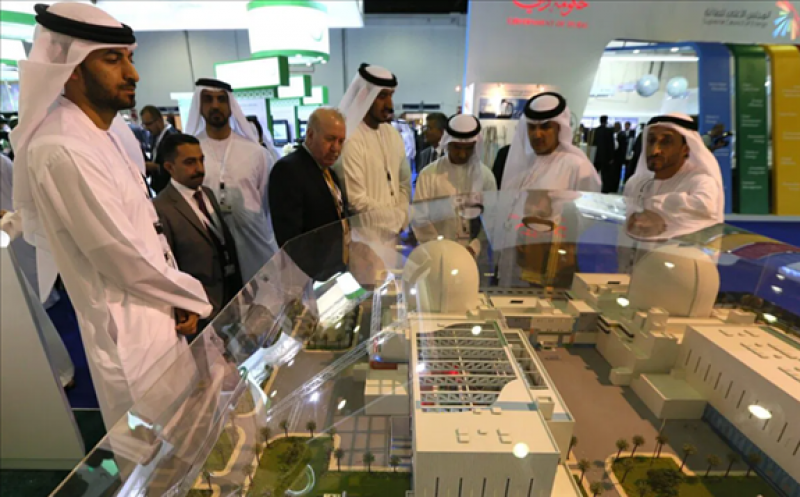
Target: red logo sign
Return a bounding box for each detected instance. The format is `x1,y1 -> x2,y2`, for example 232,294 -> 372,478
509,0 -> 590,29
513,0 -> 590,17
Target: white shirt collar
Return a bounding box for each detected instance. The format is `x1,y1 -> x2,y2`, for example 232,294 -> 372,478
171,177 -> 202,203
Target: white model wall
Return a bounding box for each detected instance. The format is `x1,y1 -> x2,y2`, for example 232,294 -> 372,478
131,16 -> 466,116
678,329 -> 800,484
415,451 -> 559,497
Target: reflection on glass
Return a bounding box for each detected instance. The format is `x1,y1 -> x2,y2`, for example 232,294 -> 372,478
52,192 -> 800,497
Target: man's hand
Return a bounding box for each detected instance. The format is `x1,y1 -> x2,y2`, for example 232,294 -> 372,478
145,161 -> 159,175
175,309 -> 200,336
627,210 -> 667,238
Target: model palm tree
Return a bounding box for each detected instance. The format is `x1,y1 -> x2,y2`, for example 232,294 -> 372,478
725,452 -> 740,477
334,448 -> 345,472
203,470 -> 213,490
620,459 -> 635,483
280,419 -> 290,438
243,463 -> 255,486
260,426 -> 272,449
306,420 -> 317,438
568,435 -> 578,459
705,454 -> 720,477
630,435 -> 645,458
746,452 -> 762,477
363,451 -> 375,473
578,459 -> 591,483
615,438 -> 630,461
654,434 -> 669,459
635,479 -> 649,497
589,481 -> 603,496
390,454 -> 401,472
679,443 -> 697,471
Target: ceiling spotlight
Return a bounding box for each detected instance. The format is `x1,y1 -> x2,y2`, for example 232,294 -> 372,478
763,313 -> 777,323
472,325 -> 482,335
416,363 -> 426,373
617,297 -> 630,308
310,391 -> 320,403
771,286 -> 783,294
748,404 -> 772,420
776,274 -> 785,280
513,442 -> 530,459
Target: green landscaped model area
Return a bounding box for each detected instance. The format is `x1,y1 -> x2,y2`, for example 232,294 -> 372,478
205,428 -> 239,473
612,457 -> 779,497
315,472 -> 411,497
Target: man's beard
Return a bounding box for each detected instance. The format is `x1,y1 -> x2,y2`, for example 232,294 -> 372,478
204,111 -> 230,129
81,66 -> 136,111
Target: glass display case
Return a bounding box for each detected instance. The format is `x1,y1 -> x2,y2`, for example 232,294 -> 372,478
51,191 -> 800,497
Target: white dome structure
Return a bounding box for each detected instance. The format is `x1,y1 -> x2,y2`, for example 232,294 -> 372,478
402,240 -> 480,314
628,245 -> 719,318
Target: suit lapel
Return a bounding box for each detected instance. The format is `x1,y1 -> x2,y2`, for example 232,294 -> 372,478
165,184 -> 213,244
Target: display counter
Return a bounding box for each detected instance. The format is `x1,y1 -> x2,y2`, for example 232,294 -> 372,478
50,191 -> 800,497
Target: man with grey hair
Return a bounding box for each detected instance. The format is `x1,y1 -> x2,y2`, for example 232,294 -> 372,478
269,107 -> 349,278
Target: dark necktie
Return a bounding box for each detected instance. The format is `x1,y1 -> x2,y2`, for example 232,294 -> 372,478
193,191 -> 221,242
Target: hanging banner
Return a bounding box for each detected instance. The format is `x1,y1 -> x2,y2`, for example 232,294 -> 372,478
729,45 -> 769,214
764,45 -> 800,215
691,43 -> 733,213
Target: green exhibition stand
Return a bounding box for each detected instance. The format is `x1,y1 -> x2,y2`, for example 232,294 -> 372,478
728,45 -> 770,215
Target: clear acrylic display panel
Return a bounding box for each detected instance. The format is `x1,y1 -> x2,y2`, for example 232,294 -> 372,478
50,191 -> 799,497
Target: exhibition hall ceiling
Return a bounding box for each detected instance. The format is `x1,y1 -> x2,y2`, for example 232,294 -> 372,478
0,0 -> 365,30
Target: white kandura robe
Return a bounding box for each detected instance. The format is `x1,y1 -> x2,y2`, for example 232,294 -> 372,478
513,146 -> 601,193
199,132 -> 278,283
336,121 -> 411,235
413,156 -> 497,251
623,162 -> 724,231
25,98 -> 212,429
1,154 -> 73,387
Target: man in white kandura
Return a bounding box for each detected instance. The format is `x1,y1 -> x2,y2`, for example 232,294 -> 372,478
501,92 -> 600,193
185,78 -> 279,282
624,113 -> 724,240
413,114 -> 496,255
337,63 -> 412,235
10,2 -> 212,429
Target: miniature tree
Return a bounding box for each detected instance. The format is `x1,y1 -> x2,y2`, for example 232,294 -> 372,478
746,452 -> 762,477
646,468 -> 682,497
615,438 -> 630,461
260,426 -> 272,449
578,459 -> 591,483
620,458 -> 636,483
589,482 -> 603,496
705,454 -> 720,477
255,443 -> 264,466
203,470 -> 213,490
630,435 -> 646,458
568,436 -> 578,459
725,452 -> 740,477
390,454 -> 401,472
334,448 -> 345,472
306,420 -> 317,438
243,463 -> 255,486
679,444 -> 697,471
328,426 -> 337,439
363,451 -> 375,473
635,479 -> 649,497
654,434 -> 669,459
280,419 -> 290,438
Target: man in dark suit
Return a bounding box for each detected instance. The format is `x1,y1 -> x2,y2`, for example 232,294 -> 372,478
592,115 -> 615,182
417,112 -> 448,173
141,105 -> 180,194
153,134 -> 242,327
269,107 -> 349,281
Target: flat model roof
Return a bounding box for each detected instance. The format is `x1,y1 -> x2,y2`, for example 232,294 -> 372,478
688,325 -> 800,403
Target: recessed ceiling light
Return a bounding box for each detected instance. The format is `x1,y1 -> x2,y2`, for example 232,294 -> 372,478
771,286 -> 783,294
776,274 -> 785,280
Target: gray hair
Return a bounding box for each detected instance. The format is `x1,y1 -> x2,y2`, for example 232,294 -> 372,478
308,106 -> 346,133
